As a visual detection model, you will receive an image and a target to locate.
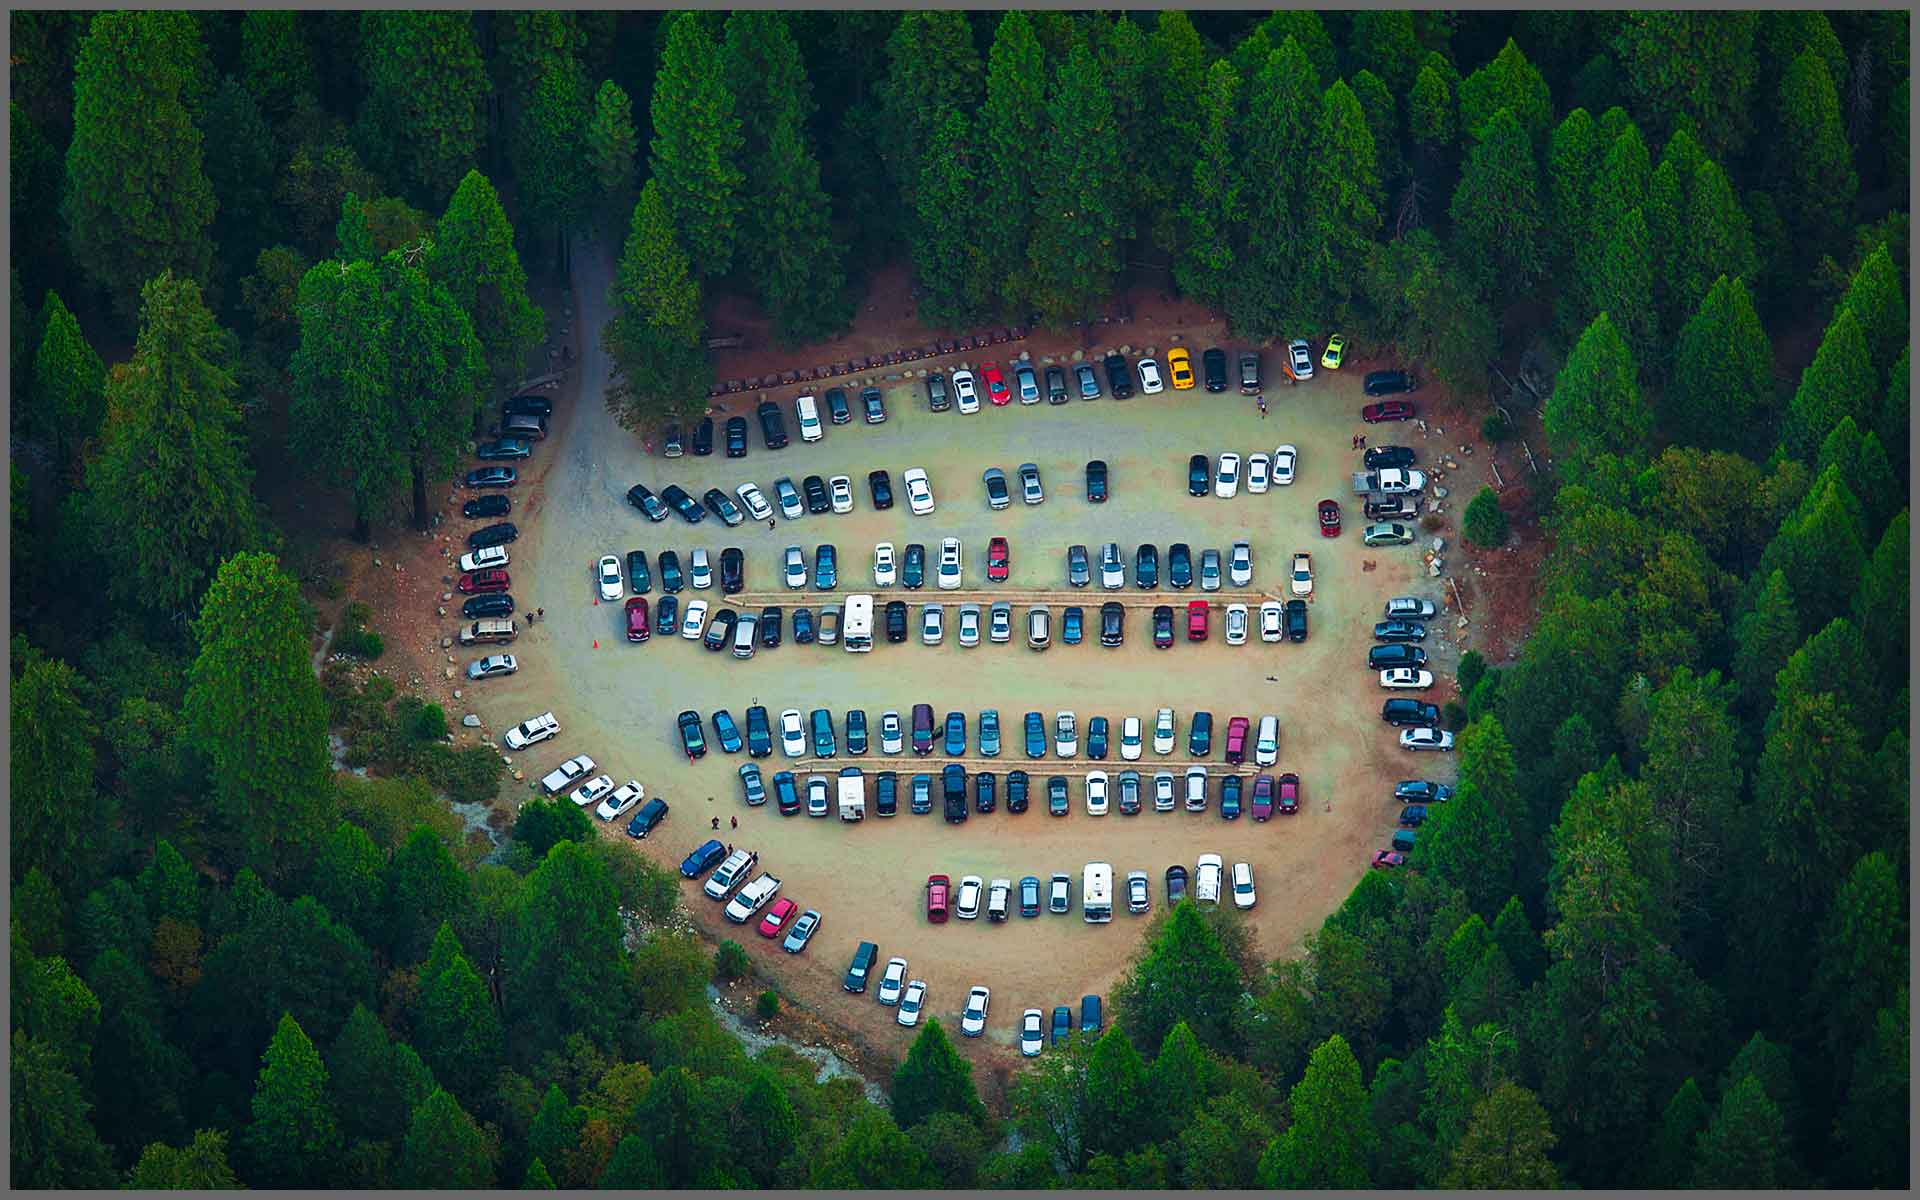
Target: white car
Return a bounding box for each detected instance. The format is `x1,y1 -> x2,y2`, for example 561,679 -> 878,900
956,875 -> 984,919
1086,770 -> 1109,816
1381,668 -> 1435,689
503,711 -> 560,750
466,653 -> 517,680
774,477 -> 803,519
570,774 -> 615,808
1247,452 -> 1271,493
597,555 -> 624,602
922,603 -> 945,645
689,548 -> 712,589
735,482 -> 772,521
1225,603 -> 1248,645
874,542 -> 897,586
1196,854 -> 1223,904
877,957 -> 908,1006
1055,711 -> 1078,758
541,754 -> 597,794
1289,553 -> 1314,598
902,467 -> 935,515
806,774 -> 830,817
937,537 -> 962,590
1153,770 -> 1176,811
680,598 -> 709,638
779,709 -> 806,756
960,986 -> 991,1037
1120,716 -> 1143,761
1254,715 -> 1279,766
951,369 -> 980,413
829,475 -> 853,514
595,780 -> 644,821
879,710 -> 904,754
988,602 -> 1011,643
1229,540 -> 1252,587
1259,602 -> 1284,642
1272,444 -> 1297,485
1185,765 -> 1208,811
459,545 -> 509,573
1231,861 -> 1257,910
783,545 -> 806,588
1020,1008 -> 1045,1056
1099,542 -> 1125,589
1214,452 -> 1241,498
1153,708 -> 1176,755
1287,338 -> 1313,380
1401,727 -> 1456,752
1137,358 -> 1164,393
1386,596 -> 1439,620
957,604 -> 981,647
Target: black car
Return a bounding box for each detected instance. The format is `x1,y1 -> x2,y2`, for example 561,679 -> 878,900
1169,542 -> 1193,588
724,416 -> 748,458
1048,775 -> 1070,816
1286,598 -> 1309,642
1104,352 -> 1135,399
467,522 -> 518,549
1364,369 -> 1418,396
462,493 -> 511,519
1152,604 -> 1174,647
1086,459 -> 1108,503
1220,775 -> 1242,819
661,484 -> 704,524
792,607 -> 816,644
1368,643 -> 1427,670
885,600 -> 908,643
1374,619 -> 1427,642
626,483 -> 669,521
1363,445 -> 1417,470
702,487 -> 744,525
802,474 -> 830,514
1044,366 -> 1068,404
876,772 -> 898,816
677,709 -> 707,758
846,709 -> 869,755
868,469 -> 894,509
943,764 -> 968,824
1007,770 -> 1030,813
861,387 -> 886,424
774,771 -> 800,815
1067,543 -> 1090,587
746,706 -> 773,757
902,543 -> 926,589
759,605 -> 783,647
1202,347 -> 1228,392
1134,543 -> 1159,589
1189,711 -> 1213,757
974,770 -> 997,814
654,594 -> 678,631
1188,454 -> 1209,496
720,548 -> 744,594
825,387 -> 852,425
463,593 -> 515,619
465,465 -> 518,489
503,393 -> 553,418
1382,698 -> 1442,727
1087,717 -> 1109,760
1099,602 -> 1125,648
1166,865 -> 1189,903
703,608 -> 737,651
626,550 -> 651,594
658,550 -> 684,592
691,416 -> 715,456
1395,780 -> 1454,804
757,400 -> 790,449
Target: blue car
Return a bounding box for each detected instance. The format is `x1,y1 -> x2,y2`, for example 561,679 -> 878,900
739,763 -> 766,806
712,710 -> 743,754
814,544 -> 838,590
944,711 -> 967,756
680,838 -> 727,878
979,710 -> 1001,757
810,708 -> 836,758
846,709 -> 869,755
1062,605 -> 1084,645
1024,712 -> 1047,758
1087,717 -> 1109,760
1220,775 -> 1242,820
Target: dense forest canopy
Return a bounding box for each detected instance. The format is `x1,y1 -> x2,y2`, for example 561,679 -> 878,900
10,9 -> 1910,1189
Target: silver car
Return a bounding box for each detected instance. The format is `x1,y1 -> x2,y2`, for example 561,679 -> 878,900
922,604 -> 945,645
1067,544 -> 1090,587
957,603 -> 981,647
1018,462 -> 1044,505
783,545 -> 806,588
1099,542 -> 1125,589
989,602 -> 1011,643
1229,540 -> 1253,587
1199,548 -> 1222,592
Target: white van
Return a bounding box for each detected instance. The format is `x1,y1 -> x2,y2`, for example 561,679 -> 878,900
794,394 -> 823,442
843,594 -> 874,652
837,766 -> 866,821
731,611 -> 758,659
1254,715 -> 1279,766
1082,862 -> 1113,924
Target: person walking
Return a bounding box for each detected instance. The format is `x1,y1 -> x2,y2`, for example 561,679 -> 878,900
730,815 -> 737,830
767,518 -> 777,531
711,816 -> 720,831
537,607 -> 544,620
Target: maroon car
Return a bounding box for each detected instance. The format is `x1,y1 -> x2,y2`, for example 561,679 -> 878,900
624,596 -> 651,643
458,567 -> 511,594
1372,850 -> 1407,869
1361,400 -> 1416,423
1251,774 -> 1275,821
1318,499 -> 1341,538
1277,771 -> 1300,815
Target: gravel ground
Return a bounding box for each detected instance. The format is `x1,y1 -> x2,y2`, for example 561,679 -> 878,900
476,239 -> 1458,1073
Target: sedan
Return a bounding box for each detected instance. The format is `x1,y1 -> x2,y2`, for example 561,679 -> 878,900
719,548 -> 744,594
1375,619 -> 1428,642
1067,544 -> 1091,587
1401,727 -> 1456,751
987,537 -> 1010,582
1366,445 -> 1418,470
1319,499 -> 1343,537
955,875 -> 983,919
624,596 -> 651,642
1246,453 -> 1270,494
982,362 -> 1010,406
957,604 -> 981,647
1229,541 -> 1252,587
1167,347 -> 1195,389
475,438 -> 532,460
1020,1008 -> 1045,1057
596,781 -> 644,822
772,477 -> 804,519
802,474 -> 830,514
1104,353 -> 1134,398
724,416 -> 749,457
923,605 -> 945,645
1119,716 -> 1143,761
1166,865 -> 1189,903
1099,542 -> 1125,589
1152,604 -> 1174,648
1225,604 -> 1249,645
1373,850 -> 1409,869
982,467 -> 1011,510
902,467 -> 935,515
952,369 -> 980,413
1075,362 -> 1101,399
874,543 -> 897,586
783,546 -> 807,589
1199,548 -> 1222,592
757,897 -> 798,937
1286,338 -> 1313,381
1047,776 -> 1070,816
1363,522 -> 1414,547
1396,780 -> 1454,804
1260,601 -> 1283,642
877,957 -> 908,1005
1017,462 -> 1044,505
463,493 -> 510,519
702,488 -> 746,526
1137,358 -> 1164,393
937,538 -> 962,589
828,475 -> 854,514
867,470 -> 893,510
662,484 -> 704,524
1272,443 -> 1297,486
1277,772 -> 1300,815
779,709 -> 806,756
1362,399 -> 1416,423
467,465 -> 519,488
735,482 -> 772,522
1188,454 -> 1210,497
467,654 -> 517,680
570,775 -> 614,809
1086,459 -> 1108,502
879,710 -> 904,754
988,602 -> 1011,643
1289,553 -> 1313,597
1214,453 -> 1240,498
861,387 -> 887,423
677,709 -> 708,758
1231,861 -> 1257,910
961,986 -> 991,1037
782,909 -> 820,953
1322,333 -> 1347,369
805,775 -> 830,817
1085,771 -> 1109,816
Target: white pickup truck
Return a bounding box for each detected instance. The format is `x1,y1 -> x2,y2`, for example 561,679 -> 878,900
539,754 -> 596,794
1351,468 -> 1428,496
504,711 -> 559,750
724,873 -> 782,923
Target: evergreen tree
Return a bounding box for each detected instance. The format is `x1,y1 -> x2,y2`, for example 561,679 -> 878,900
288,258 -> 396,539
430,171 -> 544,387
398,1088 -> 495,1188
648,12 -> 743,278
910,104 -> 988,328
238,10 -> 316,126
1814,419 -> 1899,539
10,1033 -> 116,1188
125,1129 -> 242,1189
1568,121 -> 1649,328
1836,241 -> 1909,381
510,27 -> 592,257
1147,1021 -> 1215,1124
383,829 -> 471,964
977,11 -> 1046,316
379,252 -> 487,527
1447,108 -> 1542,303
1092,15 -> 1154,236
413,924 -> 504,1104
1665,276 -> 1772,450
1143,12 -> 1210,256
137,838 -> 201,926
876,12 -> 982,238
241,1013 -> 341,1188
505,841 -> 627,1060
1833,990 -> 1909,1187
62,12 -> 215,320
1876,348 -> 1908,484
1407,63 -> 1457,154
1441,1082 -> 1558,1188
1026,44 -> 1123,327
526,1084 -> 586,1182
1419,783 -> 1514,918
1691,1075 -> 1792,1187
1349,11 -> 1422,95
597,1135 -> 663,1187
1675,158 -> 1758,331
1259,1034 -> 1374,1187
583,81 -> 638,224
1112,902 -> 1246,1054
1544,312 -> 1652,473
1349,70 -> 1401,194
1173,60 -> 1242,311
1257,11 -> 1339,86
1458,38 -> 1554,144
1650,1077 -> 1710,1185
601,180 -> 708,432
890,1019 -> 985,1129
1731,570 -> 1801,715
808,1108 -> 938,1189
1768,49 -> 1857,262
327,1004 -> 435,1146
1588,207 -> 1657,365
752,106 -> 851,345
11,654 -> 106,892
1851,511 -> 1910,676
356,13 -> 487,204
1462,487 -> 1509,548
1785,306 -> 1874,460
1081,1028 -> 1149,1160
522,1156 -> 557,1188
1612,12 -> 1758,159
200,75 -> 279,280
1231,39 -> 1321,336
1299,79 -> 1380,322
1811,851 -> 1908,1067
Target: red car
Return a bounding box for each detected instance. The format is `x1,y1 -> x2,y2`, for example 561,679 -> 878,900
926,874 -> 951,923
1372,850 -> 1407,869
1318,499 -> 1341,538
986,537 -> 1011,582
982,362 -> 1011,406
1187,600 -> 1209,642
1277,771 -> 1300,815
1152,604 -> 1174,649
1224,716 -> 1250,765
624,596 -> 651,643
458,568 -> 511,594
1361,400 -> 1415,423
1251,774 -> 1274,820
757,897 -> 798,937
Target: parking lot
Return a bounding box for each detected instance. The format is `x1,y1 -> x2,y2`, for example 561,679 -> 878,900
474,256 -> 1453,1065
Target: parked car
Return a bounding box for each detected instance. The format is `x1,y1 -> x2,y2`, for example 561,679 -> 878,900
1321,333 -> 1347,370
1366,444 -> 1418,469
475,438 -> 532,460
1188,454 -> 1210,496
1286,598 -> 1309,642
1286,338 -> 1314,381
982,467 -> 1011,510
1153,605 -> 1174,648
1400,727 -> 1455,751
458,567 -> 511,595
467,465 -> 518,489
861,386 -> 887,424
462,494 -> 510,519
1277,772 -> 1300,815
1201,347 -> 1227,392
1368,643 -> 1427,670
466,653 -> 517,680
1104,353 -> 1134,399
962,986 -> 992,1037
1363,522 -> 1414,546
1167,347 -> 1194,389
825,388 -> 852,425
1076,362 -> 1102,399
1021,1008 -> 1045,1057
1363,369 -> 1418,396
1361,399 -> 1416,422
462,594 -> 516,619
903,467 -> 935,515
691,416 -> 715,455
1230,861 -> 1257,910
1138,358 -> 1164,393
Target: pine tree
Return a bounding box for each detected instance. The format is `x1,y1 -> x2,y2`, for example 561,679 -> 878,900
1731,570 -> 1801,715
11,1033 -> 117,1188
505,841 -> 626,1059
1462,487 -> 1509,548
126,1129 -> 242,1189
975,11 -> 1047,317
1231,39 -> 1321,336
1811,851 -> 1908,1067
1544,312 -> 1652,472
1851,511 -> 1910,677
1441,1082 -> 1559,1188
1677,159 -> 1758,329
413,924 -> 504,1104
526,1084 -> 586,1183
1257,11 -> 1339,86
1691,1075 -> 1792,1187
1612,12 -> 1758,160
583,81 -> 638,225
430,171 -> 544,387
241,1013 -> 342,1188
598,1135 -> 664,1187
1785,306 -> 1874,460
1458,38 -> 1554,144
890,1019 -> 985,1128
1588,207 -> 1657,365
1348,11 -> 1422,95
1299,80 -> 1380,323
648,12 -> 743,279
1877,348 -> 1908,484
1447,107 -> 1543,303
200,75 -> 280,281
1173,60 -> 1243,311
1112,902 -> 1246,1054
62,12 -> 215,320
11,654 -> 103,893
876,13 -> 982,238
1833,990 -> 1909,1187
1144,13 -> 1210,256
327,1004 -> 434,1145
601,180 -> 709,431
239,10 -> 316,126
28,290 -> 105,474
1349,70 -> 1402,194
287,258 -> 399,539
1094,16 -> 1155,233
1026,44 -> 1123,327
1407,63 -> 1457,153
1768,49 -> 1857,262
510,29 -> 592,259
1567,121 -> 1649,329
1544,108 -> 1601,278
1836,242 -> 1909,381
1420,782 -> 1515,917
752,106 -> 850,346
183,552 -> 334,877
398,1088 -> 495,1188
1260,1034 -> 1375,1187
910,104 -> 988,329
356,13 -> 487,204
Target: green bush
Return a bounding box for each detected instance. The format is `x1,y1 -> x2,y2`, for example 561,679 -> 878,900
1466,672 -> 1503,722
1457,650 -> 1488,695
334,600 -> 385,659
399,699 -> 448,742
421,742 -> 505,805
715,940 -> 750,982
512,798 -> 594,859
1463,486 -> 1510,547
1481,409 -> 1512,442
756,989 -> 780,1019
1443,701 -> 1468,731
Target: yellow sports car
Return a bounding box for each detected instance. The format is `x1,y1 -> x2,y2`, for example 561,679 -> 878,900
1321,334 -> 1347,370
1167,346 -> 1196,390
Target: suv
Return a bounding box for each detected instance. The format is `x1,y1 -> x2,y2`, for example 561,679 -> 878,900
1381,698 -> 1442,727
925,372 -> 951,411
1364,369 -> 1418,396
757,400 -> 789,449
1201,348 -> 1228,392
1103,353 -> 1134,399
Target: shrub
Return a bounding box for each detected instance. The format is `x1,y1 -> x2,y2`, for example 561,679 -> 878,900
403,700 -> 448,742
512,798 -> 593,859
1481,409 -> 1512,442
715,940 -> 751,982
756,990 -> 780,1019
421,742 -> 505,805
1457,650 -> 1488,694
1463,486 -> 1510,547
334,600 -> 385,659
1443,701 -> 1468,731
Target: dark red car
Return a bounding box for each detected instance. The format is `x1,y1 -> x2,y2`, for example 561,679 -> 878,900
1318,499 -> 1342,537
1361,400 -> 1415,423
1152,604 -> 1174,649
458,568 -> 511,594
1372,850 -> 1406,869
926,874 -> 951,923
987,536 -> 1011,582
1251,774 -> 1274,820
624,596 -> 651,643
1187,600 -> 1209,642
1277,771 -> 1300,815
982,362 -> 1011,406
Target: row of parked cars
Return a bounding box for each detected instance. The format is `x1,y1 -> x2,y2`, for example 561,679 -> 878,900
500,710 -> 674,839
1362,592 -> 1453,752
680,842 -> 824,952
455,389 -> 570,682
1373,779 -> 1455,867
1184,446 -> 1298,497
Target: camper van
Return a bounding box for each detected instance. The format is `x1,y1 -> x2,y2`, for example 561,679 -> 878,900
843,594 -> 874,653
1082,862 -> 1113,924
837,767 -> 866,821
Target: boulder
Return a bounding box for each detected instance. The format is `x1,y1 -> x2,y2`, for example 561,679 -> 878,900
1430,537 -> 1446,553
462,714 -> 482,728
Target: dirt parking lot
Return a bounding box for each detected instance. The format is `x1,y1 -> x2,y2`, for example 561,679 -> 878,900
473,249 -> 1460,1073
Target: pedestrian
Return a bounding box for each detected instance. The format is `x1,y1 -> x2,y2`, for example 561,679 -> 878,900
1359,434 -> 1367,448
711,816 -> 719,830
727,842 -> 733,855
730,816 -> 737,830
537,607 -> 544,620
525,611 -> 534,625
768,518 -> 777,531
